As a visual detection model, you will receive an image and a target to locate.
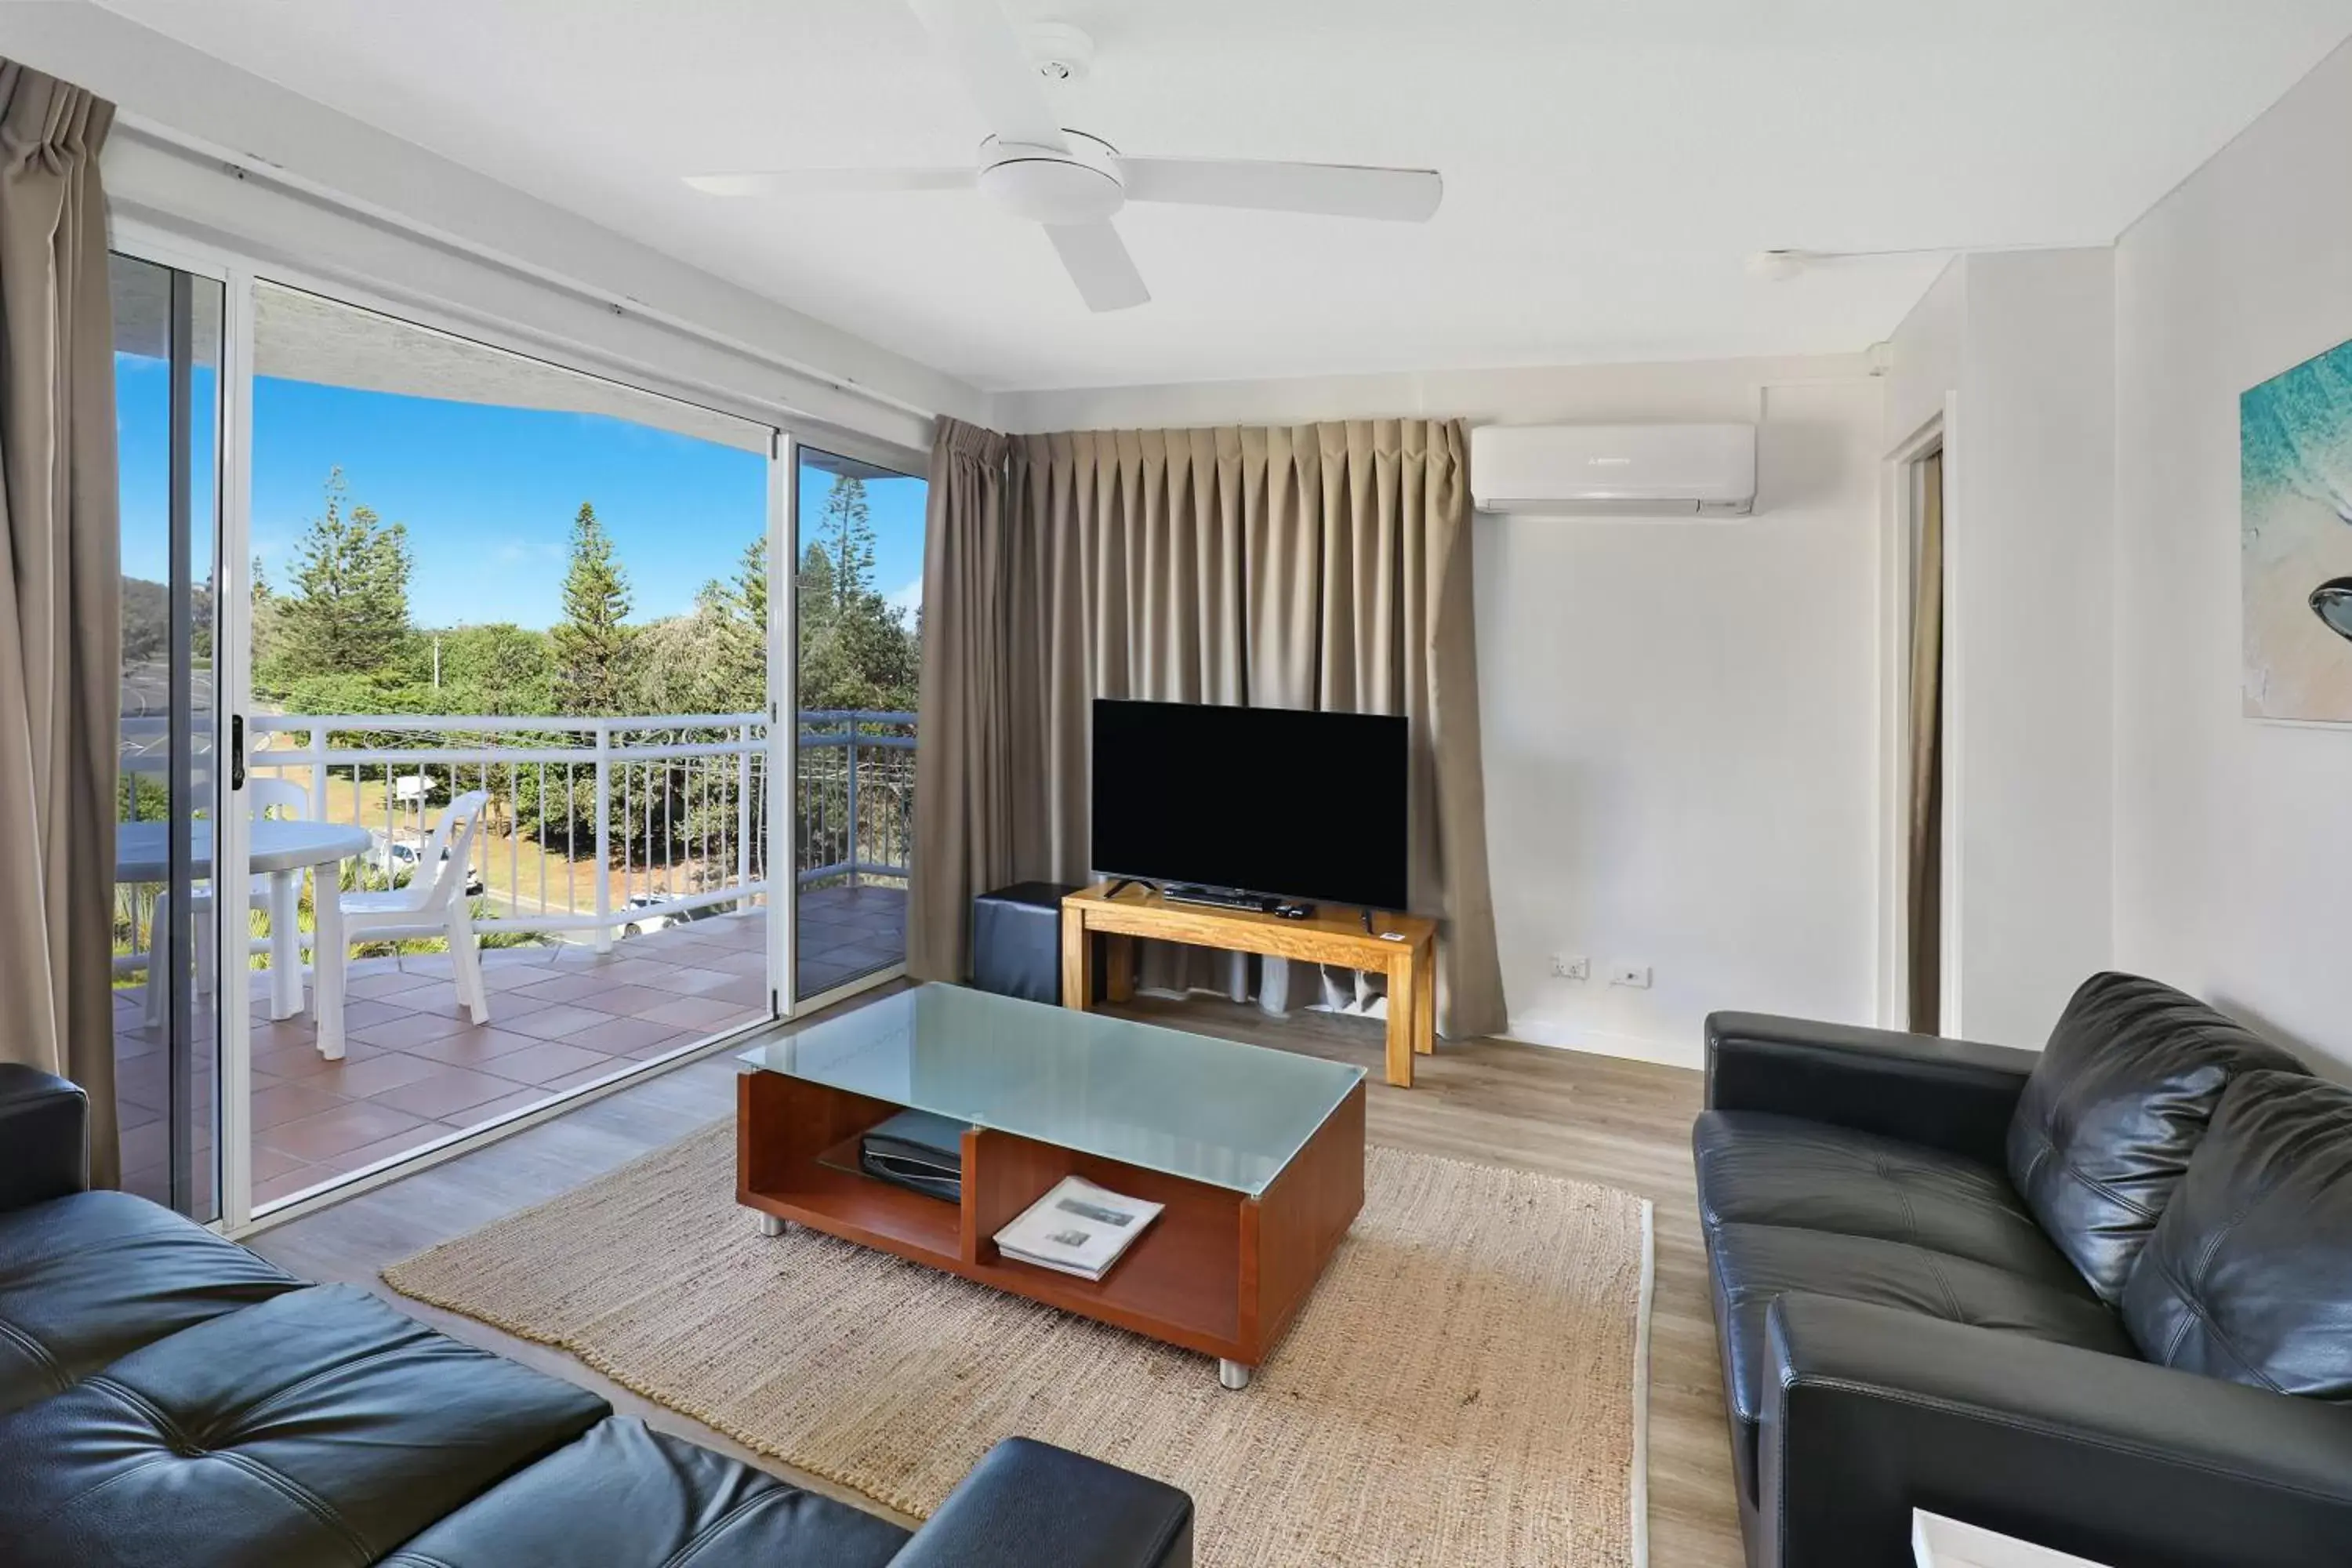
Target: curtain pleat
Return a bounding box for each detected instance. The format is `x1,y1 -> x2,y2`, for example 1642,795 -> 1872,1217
906,416 -> 1009,982
0,60 -> 121,1183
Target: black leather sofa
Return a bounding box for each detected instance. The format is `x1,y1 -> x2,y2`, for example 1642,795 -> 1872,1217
1695,971 -> 2352,1568
0,1063 -> 1194,1568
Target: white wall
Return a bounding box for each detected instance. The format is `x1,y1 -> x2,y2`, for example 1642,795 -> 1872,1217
1004,358 -> 1886,1069
1882,249 -> 2116,1049
1884,261 -> 1966,451
2112,38 -> 2352,1073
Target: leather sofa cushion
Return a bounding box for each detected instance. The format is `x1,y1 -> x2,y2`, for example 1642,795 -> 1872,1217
381,1416 -> 910,1567
2121,1070 -> 2352,1400
0,1190 -> 299,1415
2007,972 -> 2303,1304
1704,1221 -> 2135,1497
0,1283 -> 608,1567
1694,1110 -> 2078,1286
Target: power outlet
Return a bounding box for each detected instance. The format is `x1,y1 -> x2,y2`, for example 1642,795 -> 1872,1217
1549,954 -> 1591,981
1608,963 -> 1653,989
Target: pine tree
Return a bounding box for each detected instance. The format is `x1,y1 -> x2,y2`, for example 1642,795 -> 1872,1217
728,535 -> 768,632
548,501 -> 633,716
797,540 -> 837,637
249,554 -> 281,674
268,469 -> 412,682
710,535 -> 768,713
815,475 -> 876,609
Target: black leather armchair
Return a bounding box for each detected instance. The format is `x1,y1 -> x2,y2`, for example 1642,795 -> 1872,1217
0,1061 -> 92,1210
1697,981 -> 2352,1568
893,1436 -> 1197,1568
0,1065 -> 1195,1568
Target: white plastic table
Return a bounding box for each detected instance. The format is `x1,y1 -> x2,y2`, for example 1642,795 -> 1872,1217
116,818 -> 373,1057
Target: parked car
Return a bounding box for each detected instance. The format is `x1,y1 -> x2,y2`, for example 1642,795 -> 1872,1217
621,894 -> 717,938
365,831 -> 486,896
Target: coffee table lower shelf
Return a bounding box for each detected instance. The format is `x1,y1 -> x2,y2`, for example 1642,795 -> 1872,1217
735,1071 -> 1365,1386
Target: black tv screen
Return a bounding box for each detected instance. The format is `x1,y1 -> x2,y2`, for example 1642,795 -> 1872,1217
1091,699 -> 1409,912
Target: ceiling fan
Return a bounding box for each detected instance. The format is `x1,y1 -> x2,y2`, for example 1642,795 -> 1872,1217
684,0 -> 1443,313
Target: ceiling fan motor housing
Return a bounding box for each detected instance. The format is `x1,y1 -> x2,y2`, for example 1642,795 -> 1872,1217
978,131 -> 1124,224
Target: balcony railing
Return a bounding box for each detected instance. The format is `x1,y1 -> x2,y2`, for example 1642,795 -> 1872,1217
795,710 -> 916,887
217,709 -> 915,949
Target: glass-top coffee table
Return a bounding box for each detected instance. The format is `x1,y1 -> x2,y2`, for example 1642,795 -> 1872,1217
736,983 -> 1367,1388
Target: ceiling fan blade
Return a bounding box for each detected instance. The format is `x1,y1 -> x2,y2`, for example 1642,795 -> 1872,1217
1045,221 -> 1150,312
1116,158 -> 1443,222
906,0 -> 1069,153
684,168 -> 976,197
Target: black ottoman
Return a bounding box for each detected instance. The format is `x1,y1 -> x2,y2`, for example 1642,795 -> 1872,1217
972,881 -> 1086,1004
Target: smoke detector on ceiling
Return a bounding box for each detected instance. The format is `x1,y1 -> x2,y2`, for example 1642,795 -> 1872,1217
1744,249 -> 1813,282
1024,22 -> 1094,82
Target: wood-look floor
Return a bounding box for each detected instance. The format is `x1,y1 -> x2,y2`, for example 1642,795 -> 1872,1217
250,986 -> 1744,1568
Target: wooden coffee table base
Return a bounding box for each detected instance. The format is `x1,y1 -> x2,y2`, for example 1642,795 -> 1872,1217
737,1071 -> 1367,1385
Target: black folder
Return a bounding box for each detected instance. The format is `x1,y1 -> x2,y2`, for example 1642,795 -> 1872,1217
858,1109 -> 970,1203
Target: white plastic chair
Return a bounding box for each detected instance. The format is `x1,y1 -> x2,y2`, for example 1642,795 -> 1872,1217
142,778 -> 310,1029
317,789 -> 493,1041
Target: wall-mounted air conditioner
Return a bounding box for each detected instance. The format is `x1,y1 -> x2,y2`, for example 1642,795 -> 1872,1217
1469,423 -> 1757,517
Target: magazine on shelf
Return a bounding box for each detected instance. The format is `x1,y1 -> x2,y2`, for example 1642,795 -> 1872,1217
993,1175 -> 1164,1282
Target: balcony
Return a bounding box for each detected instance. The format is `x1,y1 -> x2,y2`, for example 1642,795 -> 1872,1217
113,710 -> 913,1212
241,708 -> 913,946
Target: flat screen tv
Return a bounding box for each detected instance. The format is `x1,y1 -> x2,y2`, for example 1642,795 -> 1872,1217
1091,698 -> 1409,913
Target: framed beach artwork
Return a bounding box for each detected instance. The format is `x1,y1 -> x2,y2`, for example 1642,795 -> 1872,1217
2244,335 -> 2352,722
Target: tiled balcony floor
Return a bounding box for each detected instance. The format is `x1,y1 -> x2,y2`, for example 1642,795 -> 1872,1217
795,884 -> 907,996
113,885 -> 906,1213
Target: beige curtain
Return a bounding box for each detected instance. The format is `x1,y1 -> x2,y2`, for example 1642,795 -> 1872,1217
0,62 -> 121,1183
1906,450 -> 1944,1034
907,416 -> 1011,982
994,420 -> 1506,1039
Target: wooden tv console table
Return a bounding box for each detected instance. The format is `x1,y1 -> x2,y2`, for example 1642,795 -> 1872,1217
1060,882 -> 1439,1087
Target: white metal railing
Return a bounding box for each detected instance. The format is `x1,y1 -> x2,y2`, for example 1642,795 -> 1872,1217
795,710 -> 916,888
230,709 -> 914,950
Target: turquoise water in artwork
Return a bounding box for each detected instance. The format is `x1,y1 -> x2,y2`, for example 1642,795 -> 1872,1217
2243,335 -> 2352,719
2243,339 -> 2352,522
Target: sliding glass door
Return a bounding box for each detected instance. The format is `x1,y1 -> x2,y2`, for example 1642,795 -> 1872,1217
109,252 -> 229,1220
231,278 -> 781,1210
789,447 -> 924,1003
103,227 -> 933,1224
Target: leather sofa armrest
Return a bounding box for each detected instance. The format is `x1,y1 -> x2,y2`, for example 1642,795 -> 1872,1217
890,1437 -> 1192,1568
1761,1293 -> 2352,1568
1704,1011 -> 2037,1163
0,1064 -> 89,1212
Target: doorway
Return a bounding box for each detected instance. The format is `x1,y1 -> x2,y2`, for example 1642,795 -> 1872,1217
1904,447 -> 1947,1034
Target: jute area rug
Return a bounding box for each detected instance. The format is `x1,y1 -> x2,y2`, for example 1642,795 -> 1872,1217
383,1123 -> 1653,1567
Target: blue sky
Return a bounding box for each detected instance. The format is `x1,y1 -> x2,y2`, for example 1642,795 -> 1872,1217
118,356 -> 928,632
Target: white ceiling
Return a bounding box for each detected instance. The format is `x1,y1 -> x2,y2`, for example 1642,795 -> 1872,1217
87,0 -> 2352,392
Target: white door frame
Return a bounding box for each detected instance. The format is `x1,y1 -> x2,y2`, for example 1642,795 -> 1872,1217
776,445 -> 917,1015
1877,397 -> 1964,1035
216,260 -> 258,1234
111,219 -> 256,1232
768,430 -> 797,1018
